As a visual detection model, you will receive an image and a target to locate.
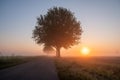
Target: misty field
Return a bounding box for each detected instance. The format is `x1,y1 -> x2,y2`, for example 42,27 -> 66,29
0,56 -> 39,69
55,57 -> 120,80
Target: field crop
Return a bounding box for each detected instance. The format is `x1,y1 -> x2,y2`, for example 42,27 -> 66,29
55,57 -> 120,80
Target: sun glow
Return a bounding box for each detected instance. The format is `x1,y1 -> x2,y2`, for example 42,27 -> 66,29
81,47 -> 90,55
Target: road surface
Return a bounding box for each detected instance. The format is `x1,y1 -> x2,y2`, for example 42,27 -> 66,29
0,57 -> 59,80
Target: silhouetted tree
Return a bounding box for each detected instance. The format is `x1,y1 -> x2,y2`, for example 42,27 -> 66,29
32,7 -> 82,57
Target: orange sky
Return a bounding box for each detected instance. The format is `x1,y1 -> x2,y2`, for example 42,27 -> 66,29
0,0 -> 120,56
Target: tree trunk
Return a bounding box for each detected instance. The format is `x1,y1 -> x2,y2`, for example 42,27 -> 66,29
56,47 -> 60,57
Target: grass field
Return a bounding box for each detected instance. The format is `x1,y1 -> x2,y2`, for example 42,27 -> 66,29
0,56 -> 38,69
55,57 -> 120,80
1,56 -> 120,80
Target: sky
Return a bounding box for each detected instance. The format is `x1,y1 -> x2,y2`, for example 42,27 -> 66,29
0,0 -> 120,56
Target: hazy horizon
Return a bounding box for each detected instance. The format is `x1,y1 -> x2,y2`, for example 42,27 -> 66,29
0,0 -> 120,56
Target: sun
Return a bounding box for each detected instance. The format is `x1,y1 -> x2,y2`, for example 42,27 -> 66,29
81,47 -> 90,55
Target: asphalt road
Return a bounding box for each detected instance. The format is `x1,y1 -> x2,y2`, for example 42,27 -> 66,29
0,57 -> 59,80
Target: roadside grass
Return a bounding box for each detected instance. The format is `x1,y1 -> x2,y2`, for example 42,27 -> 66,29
0,56 -> 38,70
55,57 -> 120,80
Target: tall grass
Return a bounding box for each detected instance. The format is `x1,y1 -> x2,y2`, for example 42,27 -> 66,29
55,57 -> 120,80
0,56 -> 37,69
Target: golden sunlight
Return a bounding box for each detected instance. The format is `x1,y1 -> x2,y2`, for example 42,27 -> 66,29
81,47 -> 90,55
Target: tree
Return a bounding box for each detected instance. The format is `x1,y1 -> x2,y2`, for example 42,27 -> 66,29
32,7 -> 82,57
43,45 -> 54,54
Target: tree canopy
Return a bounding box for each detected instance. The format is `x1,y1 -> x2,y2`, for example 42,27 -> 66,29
32,7 -> 82,57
